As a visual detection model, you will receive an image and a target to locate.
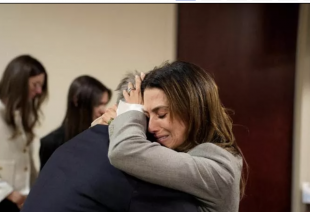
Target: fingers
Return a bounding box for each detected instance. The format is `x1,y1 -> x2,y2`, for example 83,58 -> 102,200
101,114 -> 110,125
135,75 -> 141,92
106,107 -> 117,117
135,72 -> 145,90
102,106 -> 117,124
91,105 -> 118,126
123,89 -> 130,102
122,72 -> 145,105
101,114 -> 113,125
141,72 -> 145,80
104,107 -> 116,120
128,81 -> 134,89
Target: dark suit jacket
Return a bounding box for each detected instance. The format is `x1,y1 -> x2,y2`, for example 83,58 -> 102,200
40,126 -> 66,170
21,125 -> 198,212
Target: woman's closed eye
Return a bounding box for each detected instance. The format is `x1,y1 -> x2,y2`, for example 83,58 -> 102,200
33,82 -> 42,88
158,114 -> 167,119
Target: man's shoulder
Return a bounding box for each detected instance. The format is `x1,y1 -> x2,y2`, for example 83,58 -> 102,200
65,125 -> 109,147
39,124 -> 122,185
30,124 -> 137,212
83,124 -> 109,137
44,125 -> 111,170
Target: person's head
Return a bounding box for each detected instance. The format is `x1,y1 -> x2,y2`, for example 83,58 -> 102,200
141,61 -> 246,196
114,71 -> 156,140
63,75 -> 111,141
0,55 -> 48,144
115,71 -> 138,103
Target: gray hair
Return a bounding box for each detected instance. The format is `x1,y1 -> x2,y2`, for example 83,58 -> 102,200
115,70 -> 139,103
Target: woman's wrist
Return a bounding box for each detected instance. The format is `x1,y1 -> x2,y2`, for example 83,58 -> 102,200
6,191 -> 25,205
117,100 -> 144,116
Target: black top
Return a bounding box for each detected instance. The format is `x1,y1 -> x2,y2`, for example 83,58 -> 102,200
40,126 -> 65,170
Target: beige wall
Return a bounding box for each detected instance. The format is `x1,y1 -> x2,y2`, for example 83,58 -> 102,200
0,4 -> 177,169
292,4 -> 310,212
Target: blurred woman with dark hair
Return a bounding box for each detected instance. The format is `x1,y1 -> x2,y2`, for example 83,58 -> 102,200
0,55 -> 48,211
40,75 -> 111,170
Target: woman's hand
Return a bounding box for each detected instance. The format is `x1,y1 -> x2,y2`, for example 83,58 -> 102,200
123,72 -> 145,105
91,104 -> 117,126
6,191 -> 26,209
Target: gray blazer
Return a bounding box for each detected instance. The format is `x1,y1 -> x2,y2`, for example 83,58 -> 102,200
108,111 -> 243,212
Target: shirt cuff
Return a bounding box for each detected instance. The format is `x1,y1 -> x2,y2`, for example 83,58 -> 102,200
0,181 -> 14,202
117,100 -> 144,116
90,116 -> 102,127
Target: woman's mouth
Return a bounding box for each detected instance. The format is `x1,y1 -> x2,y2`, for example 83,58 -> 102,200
156,135 -> 169,143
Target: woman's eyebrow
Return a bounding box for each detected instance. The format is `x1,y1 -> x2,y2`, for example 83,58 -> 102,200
143,106 -> 168,114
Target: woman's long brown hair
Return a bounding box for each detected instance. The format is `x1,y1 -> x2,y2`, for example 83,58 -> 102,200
0,55 -> 48,145
141,61 -> 248,199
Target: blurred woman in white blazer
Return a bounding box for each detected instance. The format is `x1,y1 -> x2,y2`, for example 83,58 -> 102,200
0,55 -> 48,211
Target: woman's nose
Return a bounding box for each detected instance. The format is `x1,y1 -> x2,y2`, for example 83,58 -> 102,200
148,118 -> 159,134
36,86 -> 42,94
99,105 -> 106,115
